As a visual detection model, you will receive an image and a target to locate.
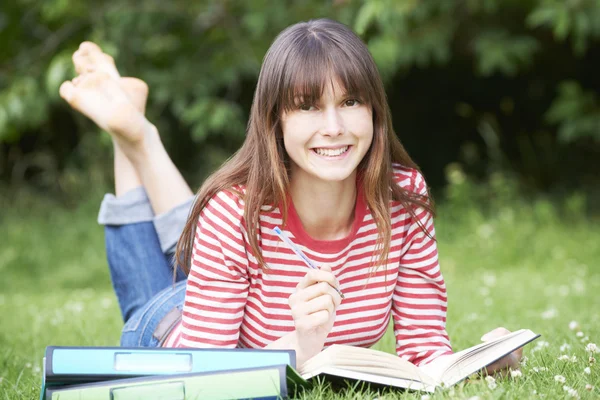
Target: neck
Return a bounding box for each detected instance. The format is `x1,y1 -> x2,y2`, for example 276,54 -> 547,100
289,171 -> 357,241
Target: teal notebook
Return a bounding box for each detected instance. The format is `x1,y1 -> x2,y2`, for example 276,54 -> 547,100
44,364 -> 309,400
44,346 -> 296,385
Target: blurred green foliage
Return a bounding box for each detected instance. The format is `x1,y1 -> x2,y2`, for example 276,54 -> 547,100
0,0 -> 599,199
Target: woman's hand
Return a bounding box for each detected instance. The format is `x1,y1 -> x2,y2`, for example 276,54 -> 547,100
288,265 -> 342,365
481,327 -> 523,375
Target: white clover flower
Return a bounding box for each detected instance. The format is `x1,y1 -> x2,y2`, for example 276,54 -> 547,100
576,331 -> 584,338
101,297 -> 113,309
584,367 -> 591,375
586,343 -> 597,353
65,301 -> 84,313
581,336 -> 589,343
570,355 -> 577,363
535,340 -> 550,349
533,366 -> 548,372
589,356 -> 596,364
555,375 -> 566,383
25,362 -> 32,368
586,384 -> 593,391
563,385 -> 572,392
33,366 -> 41,373
541,308 -> 558,320
532,389 -> 537,395
467,397 -> 481,400
558,355 -> 571,361
567,388 -> 579,398
466,313 -> 479,321
487,381 -> 497,390
558,284 -> 570,296
521,355 -> 528,367
485,376 -> 496,384
569,321 -> 579,330
572,279 -> 586,294
477,224 -> 494,240
483,273 -> 496,287
421,395 -> 431,400
510,370 -> 522,378
560,343 -> 572,352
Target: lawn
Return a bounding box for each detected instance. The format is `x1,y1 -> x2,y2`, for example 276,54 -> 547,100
0,190 -> 598,399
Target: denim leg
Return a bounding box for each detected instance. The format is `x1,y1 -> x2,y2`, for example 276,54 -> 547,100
105,221 -> 179,322
121,280 -> 187,347
99,187 -> 194,347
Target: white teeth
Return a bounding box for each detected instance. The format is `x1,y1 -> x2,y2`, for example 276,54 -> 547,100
314,146 -> 349,157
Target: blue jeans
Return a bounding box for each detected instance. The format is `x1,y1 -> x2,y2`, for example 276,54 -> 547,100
98,187 -> 194,347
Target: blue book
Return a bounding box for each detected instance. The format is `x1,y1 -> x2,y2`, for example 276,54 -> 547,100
41,346 -> 295,393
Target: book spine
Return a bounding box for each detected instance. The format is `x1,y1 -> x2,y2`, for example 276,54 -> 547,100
44,346 -> 295,385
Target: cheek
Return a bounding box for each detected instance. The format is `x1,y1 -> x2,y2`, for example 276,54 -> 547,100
352,110 -> 374,142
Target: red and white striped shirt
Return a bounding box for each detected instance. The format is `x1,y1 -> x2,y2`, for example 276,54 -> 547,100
164,165 -> 452,366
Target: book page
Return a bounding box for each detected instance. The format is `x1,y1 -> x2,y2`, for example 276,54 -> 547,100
420,329 -> 539,387
299,344 -> 437,386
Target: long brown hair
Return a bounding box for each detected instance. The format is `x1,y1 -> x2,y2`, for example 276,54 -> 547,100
175,18 -> 434,275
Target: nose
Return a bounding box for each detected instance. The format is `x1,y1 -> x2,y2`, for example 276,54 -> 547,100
321,107 -> 344,137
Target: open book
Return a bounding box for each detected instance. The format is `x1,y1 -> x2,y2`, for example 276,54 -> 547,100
299,329 -> 540,393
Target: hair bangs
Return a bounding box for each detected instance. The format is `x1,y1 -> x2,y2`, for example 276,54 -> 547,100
278,34 -> 375,113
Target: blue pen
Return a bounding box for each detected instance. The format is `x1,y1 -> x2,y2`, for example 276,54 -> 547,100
273,227 -> 345,299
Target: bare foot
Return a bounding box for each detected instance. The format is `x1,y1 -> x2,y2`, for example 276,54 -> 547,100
72,42 -> 149,114
59,71 -> 150,147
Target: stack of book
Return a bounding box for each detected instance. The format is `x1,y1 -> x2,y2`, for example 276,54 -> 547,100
40,329 -> 540,399
40,346 -> 304,400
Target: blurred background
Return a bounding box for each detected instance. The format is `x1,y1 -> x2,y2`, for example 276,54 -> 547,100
0,0 -> 598,206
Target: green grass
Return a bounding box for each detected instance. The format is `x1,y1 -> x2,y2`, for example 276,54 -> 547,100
0,193 -> 598,399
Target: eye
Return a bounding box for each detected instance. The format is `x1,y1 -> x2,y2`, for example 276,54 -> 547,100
344,99 -> 361,107
299,103 -> 316,111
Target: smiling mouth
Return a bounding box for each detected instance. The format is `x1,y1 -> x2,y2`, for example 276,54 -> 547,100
312,146 -> 351,157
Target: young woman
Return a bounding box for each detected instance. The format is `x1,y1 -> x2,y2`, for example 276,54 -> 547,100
60,19 -> 521,372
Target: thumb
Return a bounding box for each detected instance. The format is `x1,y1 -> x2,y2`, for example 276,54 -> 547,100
481,327 -> 511,342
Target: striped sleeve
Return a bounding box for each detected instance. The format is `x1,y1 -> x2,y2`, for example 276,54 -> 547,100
392,170 -> 453,366
178,190 -> 250,348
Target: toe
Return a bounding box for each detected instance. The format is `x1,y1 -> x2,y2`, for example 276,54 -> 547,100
59,81 -> 76,102
79,41 -> 102,55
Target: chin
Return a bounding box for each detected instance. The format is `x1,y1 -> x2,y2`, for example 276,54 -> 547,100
312,168 -> 356,183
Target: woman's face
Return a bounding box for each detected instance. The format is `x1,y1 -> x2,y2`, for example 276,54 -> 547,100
281,78 -> 373,185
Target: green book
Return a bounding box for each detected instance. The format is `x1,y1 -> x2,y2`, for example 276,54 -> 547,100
45,364 -> 309,400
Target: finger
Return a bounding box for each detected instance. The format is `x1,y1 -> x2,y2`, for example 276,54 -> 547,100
295,281 -> 341,305
305,293 -> 335,316
289,281 -> 329,308
291,293 -> 334,321
481,327 -> 511,342
296,269 -> 339,291
484,352 -> 519,376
